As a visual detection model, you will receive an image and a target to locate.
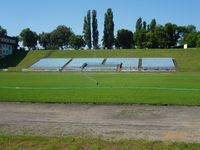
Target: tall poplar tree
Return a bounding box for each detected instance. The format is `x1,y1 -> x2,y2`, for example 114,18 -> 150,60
150,19 -> 157,31
103,8 -> 114,49
143,21 -> 147,30
136,17 -> 142,31
92,10 -> 99,49
83,10 -> 92,49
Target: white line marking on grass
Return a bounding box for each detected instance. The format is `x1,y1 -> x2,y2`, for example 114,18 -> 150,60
82,73 -> 98,83
0,86 -> 200,92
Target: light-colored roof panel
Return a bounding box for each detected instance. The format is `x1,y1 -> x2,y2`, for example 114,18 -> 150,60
31,58 -> 71,68
142,58 -> 175,67
67,58 -> 104,67
106,58 -> 139,67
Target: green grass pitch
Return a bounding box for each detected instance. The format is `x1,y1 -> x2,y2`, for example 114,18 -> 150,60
0,72 -> 200,105
0,49 -> 200,105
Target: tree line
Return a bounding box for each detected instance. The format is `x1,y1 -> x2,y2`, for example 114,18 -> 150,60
132,18 -> 200,49
1,8 -> 200,50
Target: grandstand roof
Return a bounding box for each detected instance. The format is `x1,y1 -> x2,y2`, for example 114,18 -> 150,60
105,58 -> 139,67
67,58 -> 104,67
142,58 -> 175,68
31,58 -> 71,69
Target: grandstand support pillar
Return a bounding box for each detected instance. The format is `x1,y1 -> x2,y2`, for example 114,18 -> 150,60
117,63 -> 122,72
59,58 -> 73,72
102,58 -> 107,64
138,58 -> 142,71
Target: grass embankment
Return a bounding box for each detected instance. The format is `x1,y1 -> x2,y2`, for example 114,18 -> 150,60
0,135 -> 199,150
1,48 -> 200,72
8,50 -> 52,71
0,72 -> 200,105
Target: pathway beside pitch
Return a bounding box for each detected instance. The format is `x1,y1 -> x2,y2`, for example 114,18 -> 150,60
0,103 -> 199,143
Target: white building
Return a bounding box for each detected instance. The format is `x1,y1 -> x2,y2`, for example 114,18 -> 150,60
0,36 -> 18,58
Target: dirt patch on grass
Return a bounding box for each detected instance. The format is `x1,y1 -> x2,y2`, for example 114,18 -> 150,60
0,103 -> 199,143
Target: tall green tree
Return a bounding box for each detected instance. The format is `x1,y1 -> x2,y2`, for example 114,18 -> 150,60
103,13 -> 109,49
116,29 -> 134,49
50,25 -> 74,49
134,29 -> 147,48
147,24 -> 150,31
164,23 -> 180,48
114,37 -> 120,49
69,35 -> 85,50
186,25 -> 197,33
143,21 -> 147,30
150,19 -> 157,31
38,32 -> 51,50
135,17 -> 142,31
19,28 -> 38,50
92,10 -> 99,49
180,32 -> 199,47
145,31 -> 157,48
0,26 -> 7,36
83,10 -> 92,49
135,18 -> 147,48
153,25 -> 167,48
103,8 -> 115,49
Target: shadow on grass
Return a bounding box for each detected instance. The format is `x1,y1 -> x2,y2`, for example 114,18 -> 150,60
0,51 -> 28,69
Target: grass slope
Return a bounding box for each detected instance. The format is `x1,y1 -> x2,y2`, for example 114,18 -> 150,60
0,51 -> 28,69
0,72 -> 200,105
1,48 -> 200,72
0,135 -> 199,150
1,50 -> 50,71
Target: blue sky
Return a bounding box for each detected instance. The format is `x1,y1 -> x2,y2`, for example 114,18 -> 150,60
1,0 -> 199,40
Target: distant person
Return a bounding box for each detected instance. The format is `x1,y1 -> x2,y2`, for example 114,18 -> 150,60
96,82 -> 99,87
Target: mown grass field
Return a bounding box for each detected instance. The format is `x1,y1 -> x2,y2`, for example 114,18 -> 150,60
0,72 -> 200,105
0,49 -> 200,104
0,135 -> 199,150
1,48 -> 200,72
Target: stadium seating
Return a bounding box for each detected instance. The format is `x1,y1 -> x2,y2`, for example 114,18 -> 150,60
63,58 -> 105,71
84,62 -> 120,72
105,58 -> 139,71
142,58 -> 176,71
31,58 -> 71,71
30,57 -> 176,72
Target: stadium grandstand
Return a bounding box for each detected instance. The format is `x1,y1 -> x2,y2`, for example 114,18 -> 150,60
30,58 -> 176,72
63,58 -> 105,71
31,58 -> 72,71
141,58 -> 176,71
105,58 -> 139,71
84,62 -> 121,72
